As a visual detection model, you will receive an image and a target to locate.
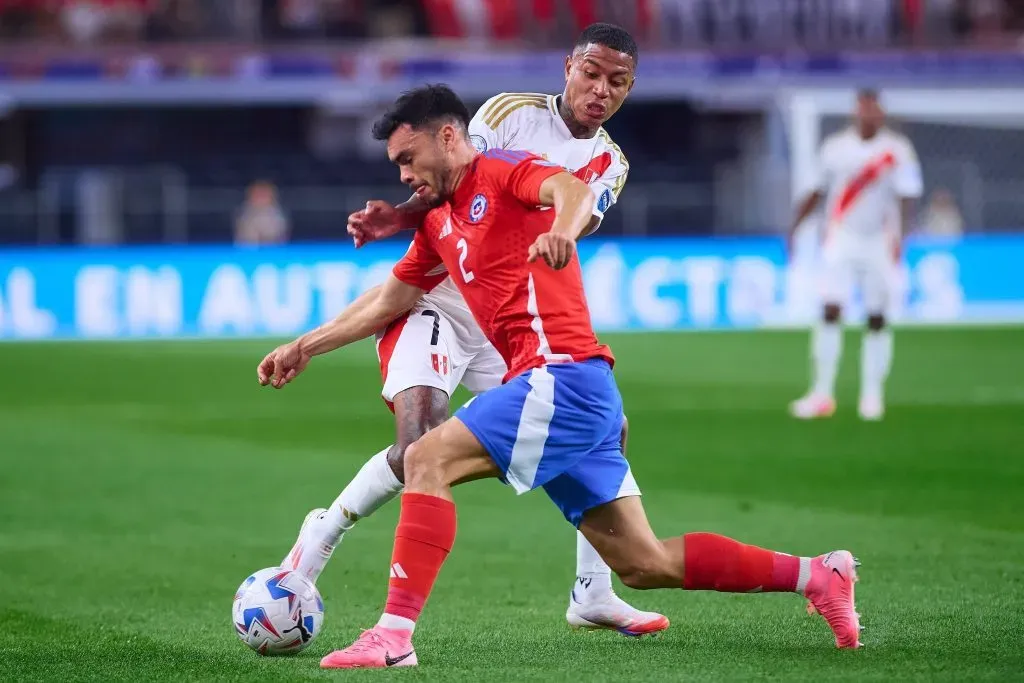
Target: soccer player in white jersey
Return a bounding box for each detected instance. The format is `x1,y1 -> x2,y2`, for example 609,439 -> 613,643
789,90 -> 923,421
268,23 -> 669,636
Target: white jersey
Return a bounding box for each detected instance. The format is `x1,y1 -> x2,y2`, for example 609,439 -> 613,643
418,92 -> 630,354
812,126 -> 922,242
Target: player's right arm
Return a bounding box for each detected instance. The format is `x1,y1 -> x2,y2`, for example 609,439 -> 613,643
788,139 -> 832,255
299,276 -> 425,355
257,230 -> 447,388
257,275 -> 426,388
347,200 -> 425,248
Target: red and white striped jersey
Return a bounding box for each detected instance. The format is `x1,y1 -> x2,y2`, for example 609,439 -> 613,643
416,92 -> 629,357
394,151 -> 614,382
812,126 -> 922,240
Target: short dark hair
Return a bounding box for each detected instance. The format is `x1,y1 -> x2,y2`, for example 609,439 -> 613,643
372,84 -> 471,141
857,88 -> 880,101
574,23 -> 638,64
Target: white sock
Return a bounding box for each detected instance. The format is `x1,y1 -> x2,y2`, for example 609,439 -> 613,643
378,613 -> 416,633
336,446 -> 405,521
573,531 -> 613,601
294,447 -> 404,582
812,322 -> 842,398
860,329 -> 893,399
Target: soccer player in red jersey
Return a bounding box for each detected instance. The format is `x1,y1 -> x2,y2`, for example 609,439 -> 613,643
276,24 -> 663,637
258,85 -> 862,669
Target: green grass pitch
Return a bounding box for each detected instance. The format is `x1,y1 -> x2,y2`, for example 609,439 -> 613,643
1,328 -> 1023,681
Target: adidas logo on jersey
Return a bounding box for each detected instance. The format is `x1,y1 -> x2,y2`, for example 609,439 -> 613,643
438,219 -> 453,240
389,563 -> 408,579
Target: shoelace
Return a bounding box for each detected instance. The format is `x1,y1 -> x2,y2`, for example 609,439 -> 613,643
347,629 -> 386,653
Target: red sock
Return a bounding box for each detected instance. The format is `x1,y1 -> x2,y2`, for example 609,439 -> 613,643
381,493 -> 457,628
682,532 -> 802,593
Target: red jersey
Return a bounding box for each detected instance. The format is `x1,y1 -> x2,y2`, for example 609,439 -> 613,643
392,149 -> 614,382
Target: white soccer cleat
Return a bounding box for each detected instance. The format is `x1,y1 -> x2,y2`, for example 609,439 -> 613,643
566,588 -> 669,637
858,393 -> 884,421
789,393 -> 837,420
280,508 -> 327,575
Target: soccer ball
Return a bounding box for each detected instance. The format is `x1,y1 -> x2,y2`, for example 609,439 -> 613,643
232,567 -> 324,655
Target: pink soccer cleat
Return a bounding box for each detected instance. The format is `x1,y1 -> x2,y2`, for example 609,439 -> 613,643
803,550 -> 862,648
320,626 -> 417,669
789,393 -> 836,420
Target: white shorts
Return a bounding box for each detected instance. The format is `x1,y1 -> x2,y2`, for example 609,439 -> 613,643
820,234 -> 896,315
375,303 -> 506,411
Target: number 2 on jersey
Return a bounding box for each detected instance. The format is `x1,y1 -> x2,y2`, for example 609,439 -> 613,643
457,238 -> 475,283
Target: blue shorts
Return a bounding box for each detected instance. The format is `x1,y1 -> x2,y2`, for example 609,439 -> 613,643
456,359 -> 641,527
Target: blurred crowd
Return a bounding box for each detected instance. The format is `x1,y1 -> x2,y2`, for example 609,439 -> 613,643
1,0 -> 1023,46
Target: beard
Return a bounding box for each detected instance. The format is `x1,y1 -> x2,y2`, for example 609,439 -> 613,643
425,167 -> 452,207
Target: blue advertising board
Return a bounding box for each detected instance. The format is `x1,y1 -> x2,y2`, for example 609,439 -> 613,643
0,236 -> 1021,341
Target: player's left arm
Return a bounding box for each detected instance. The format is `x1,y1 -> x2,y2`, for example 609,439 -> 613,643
894,139 -> 924,255
497,155 -> 593,268
521,167 -> 595,269
536,172 -> 596,241
580,154 -> 629,237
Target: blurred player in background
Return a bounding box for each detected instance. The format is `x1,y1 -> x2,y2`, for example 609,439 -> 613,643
259,85 -> 862,669
269,24 -> 669,636
789,89 -> 923,421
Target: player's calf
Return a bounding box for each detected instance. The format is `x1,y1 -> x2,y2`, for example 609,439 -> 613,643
358,418 -> 499,644
281,385 -> 449,582
579,497 -> 683,591
860,313 -> 892,421
580,498 -> 861,647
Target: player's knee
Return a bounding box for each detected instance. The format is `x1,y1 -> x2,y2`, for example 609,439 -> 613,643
609,546 -> 679,590
391,386 -> 450,483
402,438 -> 438,486
385,444 -> 406,484
866,313 -> 886,332
823,303 -> 842,324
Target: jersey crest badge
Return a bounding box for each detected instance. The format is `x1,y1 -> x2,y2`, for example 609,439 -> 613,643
469,194 -> 488,223
597,188 -> 612,214
470,134 -> 488,153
